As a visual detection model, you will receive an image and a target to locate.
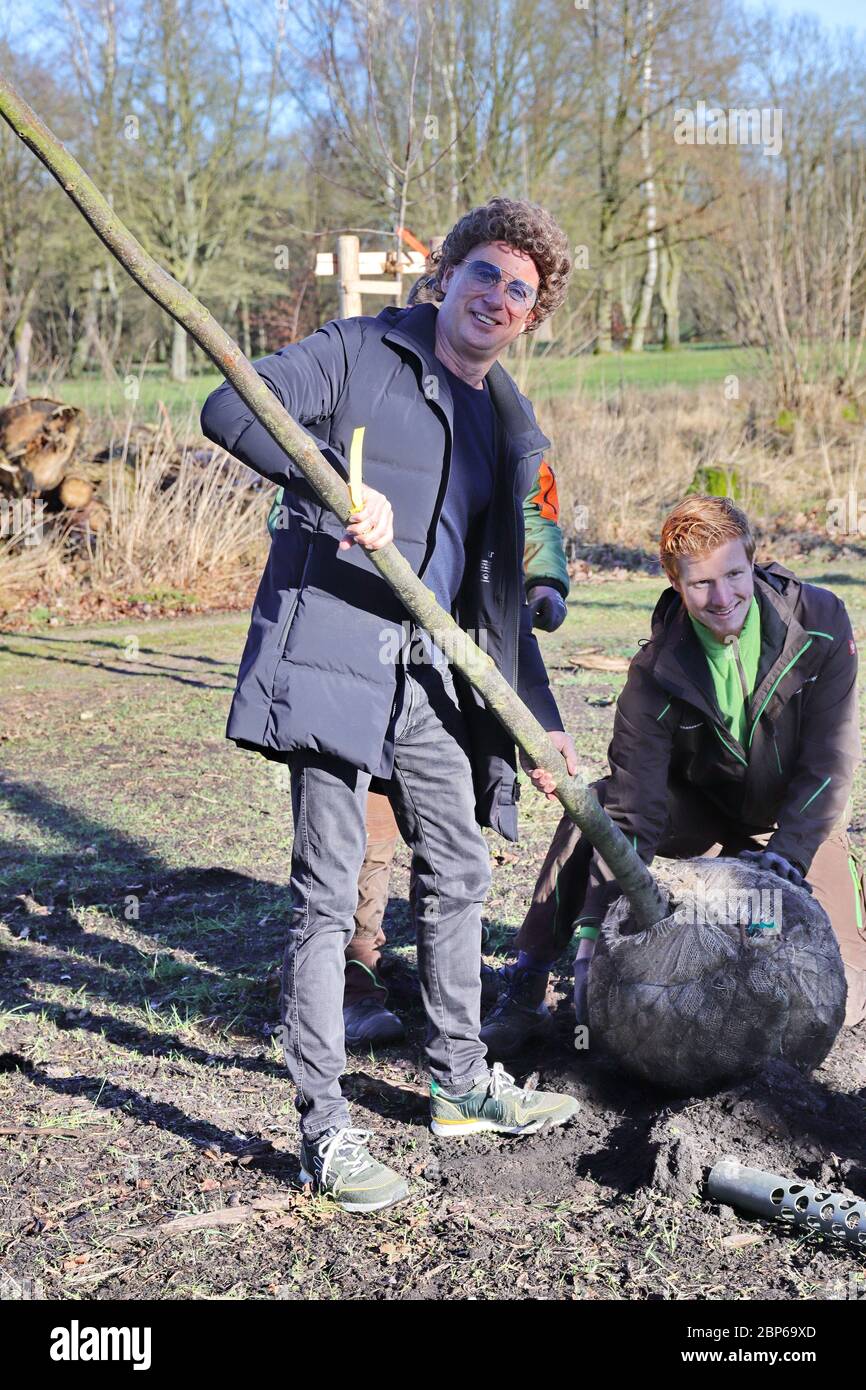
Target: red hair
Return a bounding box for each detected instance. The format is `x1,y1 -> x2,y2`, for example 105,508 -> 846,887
660,495 -> 755,580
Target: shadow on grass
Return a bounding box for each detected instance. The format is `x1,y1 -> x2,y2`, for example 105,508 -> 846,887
0,772 -> 290,1046
0,639 -> 236,693
15,632 -> 236,668
3,1054 -> 298,1181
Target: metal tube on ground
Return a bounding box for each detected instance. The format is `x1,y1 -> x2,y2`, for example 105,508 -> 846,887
708,1156 -> 866,1247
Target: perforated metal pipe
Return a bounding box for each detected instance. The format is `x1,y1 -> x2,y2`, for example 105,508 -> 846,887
708,1156 -> 866,1247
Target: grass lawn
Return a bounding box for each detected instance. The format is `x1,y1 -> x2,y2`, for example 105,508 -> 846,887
524,343 -> 767,399
29,344 -> 768,430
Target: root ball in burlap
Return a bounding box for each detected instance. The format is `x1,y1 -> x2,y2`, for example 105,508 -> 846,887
588,856 -> 846,1091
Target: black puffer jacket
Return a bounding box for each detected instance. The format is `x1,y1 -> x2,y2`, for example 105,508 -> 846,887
200,302 -> 563,841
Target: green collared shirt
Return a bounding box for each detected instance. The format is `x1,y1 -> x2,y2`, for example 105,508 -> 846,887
689,596 -> 761,747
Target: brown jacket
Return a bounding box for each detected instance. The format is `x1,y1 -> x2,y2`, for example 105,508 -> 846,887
603,563 -> 861,875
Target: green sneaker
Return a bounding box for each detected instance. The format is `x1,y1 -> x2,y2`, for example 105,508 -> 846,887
298,1127 -> 409,1213
429,1062 -> 579,1137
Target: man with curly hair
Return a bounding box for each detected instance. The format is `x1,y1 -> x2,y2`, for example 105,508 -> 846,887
201,197 -> 580,1212
265,268 -> 572,1048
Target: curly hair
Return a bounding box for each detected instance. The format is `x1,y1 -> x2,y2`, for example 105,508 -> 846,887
660,495 -> 756,580
430,197 -> 571,333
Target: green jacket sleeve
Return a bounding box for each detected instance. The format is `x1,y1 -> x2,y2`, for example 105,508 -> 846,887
267,487 -> 283,537
523,459 -> 570,598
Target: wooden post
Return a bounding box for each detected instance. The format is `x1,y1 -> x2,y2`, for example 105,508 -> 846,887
337,236 -> 362,318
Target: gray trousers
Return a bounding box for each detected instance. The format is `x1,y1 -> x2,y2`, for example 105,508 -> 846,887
280,662 -> 492,1138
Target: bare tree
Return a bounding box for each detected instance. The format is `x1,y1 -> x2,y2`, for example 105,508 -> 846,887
124,0 -> 270,380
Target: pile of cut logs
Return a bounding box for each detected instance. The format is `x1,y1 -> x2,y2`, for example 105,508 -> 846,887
0,397 -> 218,540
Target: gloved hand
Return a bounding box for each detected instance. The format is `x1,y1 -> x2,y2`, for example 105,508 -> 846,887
527,584 -> 568,633
738,848 -> 812,893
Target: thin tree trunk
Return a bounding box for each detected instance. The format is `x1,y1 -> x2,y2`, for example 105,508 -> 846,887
628,1 -> 657,354
0,74 -> 668,931
658,242 -> 681,350
9,318 -> 32,403
170,319 -> 188,382
596,217 -> 615,355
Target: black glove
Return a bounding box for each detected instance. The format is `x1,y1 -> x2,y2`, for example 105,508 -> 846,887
527,584 -> 568,633
738,849 -> 811,893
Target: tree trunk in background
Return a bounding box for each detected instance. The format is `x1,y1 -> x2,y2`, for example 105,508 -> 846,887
71,266 -> 102,375
628,1 -> 657,353
240,295 -> 252,360
170,319 -> 188,382
595,216 -> 615,354
9,318 -> 32,403
659,241 -> 681,349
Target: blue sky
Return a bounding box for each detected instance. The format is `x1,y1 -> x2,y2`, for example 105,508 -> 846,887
745,0 -> 866,28
4,0 -> 865,59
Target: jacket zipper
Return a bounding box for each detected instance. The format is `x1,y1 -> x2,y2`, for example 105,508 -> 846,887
747,640 -> 813,748
711,639 -> 812,765
280,547 -> 313,658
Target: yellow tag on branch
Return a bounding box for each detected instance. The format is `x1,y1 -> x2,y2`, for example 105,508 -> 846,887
349,426 -> 365,513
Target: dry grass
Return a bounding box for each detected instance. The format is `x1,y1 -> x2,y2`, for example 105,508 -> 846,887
539,380 -> 866,549
2,379 -> 865,623
88,424 -> 268,594
0,417 -> 269,622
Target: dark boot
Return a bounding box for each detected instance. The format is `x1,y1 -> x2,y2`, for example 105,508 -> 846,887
343,962 -> 405,1048
479,963 -> 551,1059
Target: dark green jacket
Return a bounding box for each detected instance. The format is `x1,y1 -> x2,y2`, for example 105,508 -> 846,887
603,563 -> 860,875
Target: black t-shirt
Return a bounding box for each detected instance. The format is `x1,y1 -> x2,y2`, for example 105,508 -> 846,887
423,363 -> 496,613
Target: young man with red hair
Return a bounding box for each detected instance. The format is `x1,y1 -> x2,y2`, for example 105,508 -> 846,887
484,494 -> 866,1055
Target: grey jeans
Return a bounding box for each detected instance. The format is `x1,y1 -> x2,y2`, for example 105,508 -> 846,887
280,661 -> 492,1139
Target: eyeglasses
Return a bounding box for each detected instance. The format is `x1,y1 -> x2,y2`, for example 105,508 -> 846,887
456,258 -> 538,311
